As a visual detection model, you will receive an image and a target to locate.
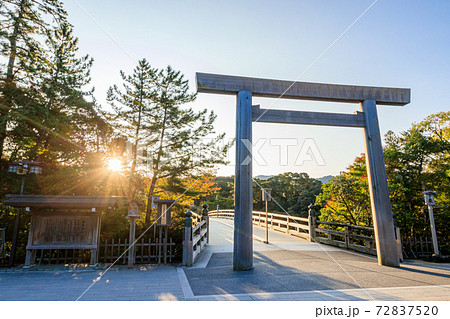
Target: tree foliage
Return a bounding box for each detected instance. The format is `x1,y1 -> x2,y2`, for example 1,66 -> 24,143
0,0 -> 67,158
384,115 -> 450,252
205,173 -> 323,218
316,156 -> 371,226
104,59 -> 231,220
316,113 -> 450,254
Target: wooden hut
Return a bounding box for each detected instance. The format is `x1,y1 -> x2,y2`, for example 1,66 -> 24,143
3,195 -> 127,267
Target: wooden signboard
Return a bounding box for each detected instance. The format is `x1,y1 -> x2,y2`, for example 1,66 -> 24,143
155,199 -> 175,226
27,212 -> 101,250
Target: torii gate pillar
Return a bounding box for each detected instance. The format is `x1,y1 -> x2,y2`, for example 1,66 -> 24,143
233,91 -> 253,270
361,100 -> 399,266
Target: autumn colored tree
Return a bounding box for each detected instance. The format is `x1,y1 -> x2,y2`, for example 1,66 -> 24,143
315,156 -> 371,226
316,113 -> 450,254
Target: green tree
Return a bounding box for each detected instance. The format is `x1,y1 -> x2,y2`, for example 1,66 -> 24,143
208,176 -> 235,209
254,172 -> 322,217
315,168 -> 371,226
144,65 -> 231,221
384,120 -> 450,254
2,20 -> 114,197
0,0 -> 67,158
316,115 -> 450,254
105,59 -> 158,198
417,111 -> 450,142
6,22 -> 102,166
105,60 -> 231,220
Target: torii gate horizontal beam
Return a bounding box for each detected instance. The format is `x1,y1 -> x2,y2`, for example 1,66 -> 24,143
196,72 -> 410,106
252,105 -> 365,127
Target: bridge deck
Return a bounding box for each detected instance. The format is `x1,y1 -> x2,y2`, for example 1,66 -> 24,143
201,217 -> 338,257
182,218 -> 450,300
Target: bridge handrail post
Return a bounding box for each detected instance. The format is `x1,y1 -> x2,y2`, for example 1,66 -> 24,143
345,225 -> 350,249
286,216 -> 290,234
182,210 -> 193,267
308,204 -> 316,242
202,204 -> 209,243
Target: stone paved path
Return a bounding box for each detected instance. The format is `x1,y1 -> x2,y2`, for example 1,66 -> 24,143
1,218 -> 449,301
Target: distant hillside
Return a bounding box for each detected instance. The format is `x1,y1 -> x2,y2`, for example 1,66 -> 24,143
218,174 -> 334,183
317,175 -> 333,183
254,175 -> 273,180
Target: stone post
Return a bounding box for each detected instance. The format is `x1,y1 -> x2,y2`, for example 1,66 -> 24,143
128,217 -> 136,269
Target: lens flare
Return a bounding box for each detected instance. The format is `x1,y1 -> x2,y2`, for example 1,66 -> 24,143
107,158 -> 122,172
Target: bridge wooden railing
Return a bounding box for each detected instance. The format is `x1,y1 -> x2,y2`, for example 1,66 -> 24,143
209,209 -> 310,240
182,210 -> 209,267
314,220 -> 377,255
314,221 -> 402,260
191,212 -> 208,262
208,209 -> 402,260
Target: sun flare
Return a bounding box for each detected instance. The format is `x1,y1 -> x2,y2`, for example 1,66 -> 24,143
107,158 -> 122,172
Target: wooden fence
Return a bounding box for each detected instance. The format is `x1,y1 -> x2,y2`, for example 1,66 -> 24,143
27,237 -> 175,265
0,228 -> 5,259
402,236 -> 434,259
100,237 -> 175,264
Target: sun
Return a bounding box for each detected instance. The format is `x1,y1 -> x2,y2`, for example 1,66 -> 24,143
107,158 -> 122,172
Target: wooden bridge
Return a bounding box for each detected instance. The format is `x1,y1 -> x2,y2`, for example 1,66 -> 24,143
182,209 -> 399,267
176,210 -> 450,300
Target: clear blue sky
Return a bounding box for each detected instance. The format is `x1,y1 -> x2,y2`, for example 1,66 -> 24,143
65,0 -> 450,177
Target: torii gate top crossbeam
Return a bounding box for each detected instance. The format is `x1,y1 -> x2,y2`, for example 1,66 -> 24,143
196,73 -> 410,106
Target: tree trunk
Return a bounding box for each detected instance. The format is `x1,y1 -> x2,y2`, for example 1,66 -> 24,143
145,173 -> 159,222
145,103 -> 168,222
129,78 -> 143,199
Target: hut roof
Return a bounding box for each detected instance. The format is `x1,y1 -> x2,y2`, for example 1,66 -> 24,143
3,195 -> 128,209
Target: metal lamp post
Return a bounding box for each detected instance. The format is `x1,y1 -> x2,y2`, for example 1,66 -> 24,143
8,161 -> 42,268
424,190 -> 439,257
261,188 -> 272,244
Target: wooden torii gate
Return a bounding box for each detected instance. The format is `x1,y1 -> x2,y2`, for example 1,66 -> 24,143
196,73 -> 410,270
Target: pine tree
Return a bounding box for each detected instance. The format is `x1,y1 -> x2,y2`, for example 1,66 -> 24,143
143,65 -> 231,221
9,22 -> 98,164
0,0 -> 67,159
105,59 -> 158,198
105,60 -> 231,218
